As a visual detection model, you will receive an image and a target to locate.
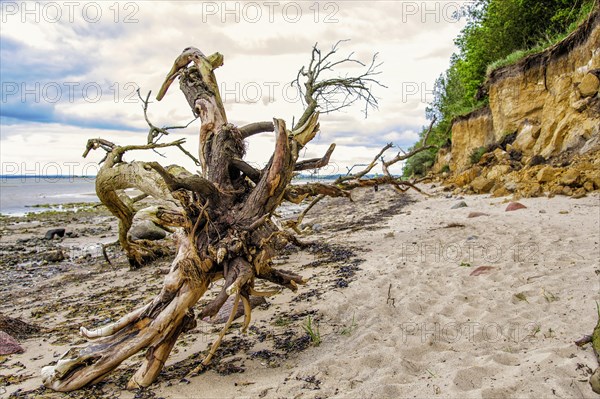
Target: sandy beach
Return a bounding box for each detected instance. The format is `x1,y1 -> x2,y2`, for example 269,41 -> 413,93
1,187 -> 599,398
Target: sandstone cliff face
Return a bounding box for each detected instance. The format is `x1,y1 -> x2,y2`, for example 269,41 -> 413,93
443,9 -> 600,173
447,107 -> 495,172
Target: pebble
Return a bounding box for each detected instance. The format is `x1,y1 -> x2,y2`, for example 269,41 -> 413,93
44,228 -> 65,240
470,266 -> 496,276
505,202 -> 527,212
467,212 -> 488,218
0,331 -> 24,355
451,201 -> 468,209
43,249 -> 65,263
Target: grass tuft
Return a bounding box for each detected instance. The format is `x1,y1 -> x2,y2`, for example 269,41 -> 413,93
302,315 -> 321,346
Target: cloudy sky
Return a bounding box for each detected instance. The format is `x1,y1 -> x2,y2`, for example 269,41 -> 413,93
1,1 -> 470,176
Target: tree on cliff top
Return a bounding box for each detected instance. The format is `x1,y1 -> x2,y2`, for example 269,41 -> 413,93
403,0 -> 597,177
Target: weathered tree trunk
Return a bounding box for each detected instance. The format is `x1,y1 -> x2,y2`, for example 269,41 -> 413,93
42,43 -> 421,392
42,48 -> 314,391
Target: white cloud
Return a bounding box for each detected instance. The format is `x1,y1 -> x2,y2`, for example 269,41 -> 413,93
383,130 -> 420,144
1,1 -> 469,174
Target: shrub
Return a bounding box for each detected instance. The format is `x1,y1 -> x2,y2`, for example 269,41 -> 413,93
402,149 -> 437,178
469,147 -> 487,165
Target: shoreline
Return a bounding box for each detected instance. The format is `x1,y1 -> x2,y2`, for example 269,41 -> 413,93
1,187 -> 599,398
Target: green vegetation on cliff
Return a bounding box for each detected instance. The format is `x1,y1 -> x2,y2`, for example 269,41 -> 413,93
403,0 -> 596,177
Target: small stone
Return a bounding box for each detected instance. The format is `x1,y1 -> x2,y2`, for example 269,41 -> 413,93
560,169 -> 580,186
505,202 -> 527,212
471,176 -> 494,193
479,152 -> 495,166
579,73 -> 600,97
43,249 -> 65,263
487,165 -> 511,180
492,148 -> 510,163
539,210 -> 547,214
492,186 -> 510,197
467,212 -> 488,218
562,186 -> 573,196
129,220 -> 167,241
469,266 -> 495,276
549,185 -> 565,196
451,201 -> 468,209
504,182 -> 517,192
44,228 -> 66,240
536,166 -> 556,183
0,331 -> 24,355
384,232 -> 395,238
454,167 -> 481,186
584,181 -> 595,192
559,210 -> 569,214
522,183 -> 543,198
572,188 -> 586,198
593,173 -> 600,189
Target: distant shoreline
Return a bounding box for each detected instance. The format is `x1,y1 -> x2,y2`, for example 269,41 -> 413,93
0,178 -> 99,216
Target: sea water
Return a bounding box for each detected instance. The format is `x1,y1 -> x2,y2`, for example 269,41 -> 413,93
0,177 -> 98,216
0,175 -> 331,217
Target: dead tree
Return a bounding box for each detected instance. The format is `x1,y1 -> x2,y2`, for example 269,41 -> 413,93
40,43 -> 422,391
292,39 -> 385,128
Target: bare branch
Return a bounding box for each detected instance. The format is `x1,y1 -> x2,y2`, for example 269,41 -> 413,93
230,158 -> 261,183
148,162 -> 219,200
337,143 -> 393,183
239,121 -> 274,139
294,143 -> 336,171
383,117 -> 438,168
286,182 -> 350,201
82,138 -> 116,158
136,88 -> 201,166
83,138 -> 191,166
338,175 -> 431,197
292,40 -> 386,129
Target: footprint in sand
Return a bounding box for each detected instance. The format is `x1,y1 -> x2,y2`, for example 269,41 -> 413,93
453,366 -> 498,391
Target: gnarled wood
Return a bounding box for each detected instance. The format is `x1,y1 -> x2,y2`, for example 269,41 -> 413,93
42,42 -> 399,392
43,47 -> 315,391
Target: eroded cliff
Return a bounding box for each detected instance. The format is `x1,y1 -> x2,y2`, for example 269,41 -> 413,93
438,8 -> 600,197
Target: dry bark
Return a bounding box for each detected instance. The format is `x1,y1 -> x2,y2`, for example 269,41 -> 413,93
42,43 -> 418,391
43,47 -> 318,391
